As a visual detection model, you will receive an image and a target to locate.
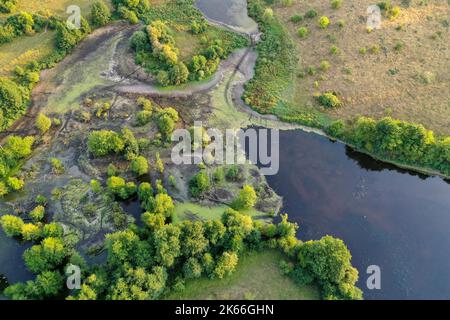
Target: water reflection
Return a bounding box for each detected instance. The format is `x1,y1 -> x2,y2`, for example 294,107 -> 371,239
248,128 -> 450,299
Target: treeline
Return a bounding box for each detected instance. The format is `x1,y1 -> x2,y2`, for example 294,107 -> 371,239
64,209 -> 361,300
0,11 -> 58,44
327,117 -> 450,176
243,0 -> 297,113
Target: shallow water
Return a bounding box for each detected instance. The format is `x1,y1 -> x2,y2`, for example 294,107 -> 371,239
255,129 -> 450,299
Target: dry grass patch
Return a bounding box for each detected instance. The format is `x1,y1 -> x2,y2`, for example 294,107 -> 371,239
275,0 -> 450,134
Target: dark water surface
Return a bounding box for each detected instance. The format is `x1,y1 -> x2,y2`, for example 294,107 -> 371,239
259,129 -> 450,299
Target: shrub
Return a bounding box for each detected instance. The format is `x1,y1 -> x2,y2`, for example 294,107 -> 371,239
6,176 -> 24,191
0,214 -> 24,237
262,8 -> 273,21
189,171 -> 210,198
330,45 -> 339,54
305,9 -> 318,19
318,16 -> 330,29
29,205 -> 45,222
21,223 -> 41,241
118,6 -> 139,24
155,152 -> 164,174
331,0 -> 343,9
290,15 -> 303,23
50,158 -> 64,174
169,62 -> 189,86
35,113 -> 51,134
233,184 -> 257,210
130,156 -> 149,176
87,130 -> 124,157
316,92 -> 343,108
136,110 -> 152,126
107,176 -> 136,200
91,0 -> 111,27
320,60 -> 331,71
0,77 -> 29,129
297,27 -> 308,38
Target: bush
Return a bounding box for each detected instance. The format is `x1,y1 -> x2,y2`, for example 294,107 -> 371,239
136,110 -> 152,126
50,158 -> 64,174
320,60 -> 330,71
35,113 -> 51,134
87,130 -> 124,157
91,0 -> 111,27
0,214 -> 24,237
233,184 -> 257,210
0,77 -> 29,129
297,27 -> 308,38
21,223 -> 42,241
130,156 -> 149,176
305,10 -> 318,19
7,176 -> 24,191
118,6 -> 139,24
318,16 -> 330,29
316,92 -> 343,108
290,15 -> 303,23
331,0 -> 343,9
189,171 -> 210,198
29,205 -> 45,222
107,176 -> 136,200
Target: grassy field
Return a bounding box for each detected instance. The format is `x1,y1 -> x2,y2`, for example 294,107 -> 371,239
0,30 -> 55,77
0,0 -> 113,78
165,250 -> 320,300
273,0 -> 450,134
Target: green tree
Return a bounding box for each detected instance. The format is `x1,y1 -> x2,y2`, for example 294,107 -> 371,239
297,235 -> 362,300
153,224 -> 181,268
180,220 -> 208,257
35,113 -> 51,134
23,237 -> 67,273
213,251 -> 238,279
0,214 -> 24,237
152,193 -> 174,218
91,0 -> 111,27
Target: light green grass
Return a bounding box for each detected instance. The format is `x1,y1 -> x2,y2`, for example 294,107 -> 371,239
165,250 -> 320,300
173,202 -> 270,223
5,0 -> 112,19
0,31 -> 55,77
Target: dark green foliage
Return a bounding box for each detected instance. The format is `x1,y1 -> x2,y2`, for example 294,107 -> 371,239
4,271 -> 64,300
327,116 -> 450,176
55,18 -> 91,53
297,236 -> 362,300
